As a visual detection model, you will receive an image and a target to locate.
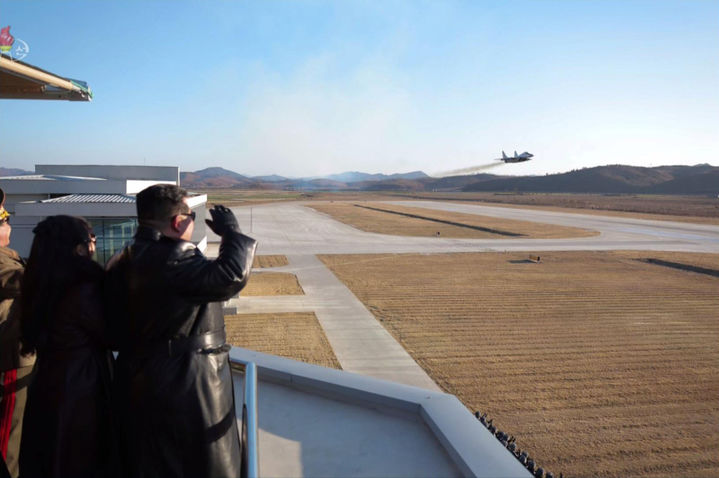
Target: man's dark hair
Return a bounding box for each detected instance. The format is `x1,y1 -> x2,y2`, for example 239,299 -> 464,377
136,184 -> 189,222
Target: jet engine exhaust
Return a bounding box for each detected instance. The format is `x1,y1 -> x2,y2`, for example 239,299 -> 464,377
432,161 -> 503,178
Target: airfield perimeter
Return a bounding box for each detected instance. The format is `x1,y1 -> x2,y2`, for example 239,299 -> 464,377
208,198 -> 719,478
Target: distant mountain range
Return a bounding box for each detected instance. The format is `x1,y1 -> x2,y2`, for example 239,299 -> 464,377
0,167 -> 33,177
323,171 -> 428,183
179,164 -> 718,195
2,164 -> 715,195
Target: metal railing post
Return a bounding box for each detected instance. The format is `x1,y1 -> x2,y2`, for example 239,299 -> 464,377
244,362 -> 259,478
231,360 -> 259,478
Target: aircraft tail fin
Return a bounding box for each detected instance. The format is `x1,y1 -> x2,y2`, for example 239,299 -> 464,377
502,151 -> 508,160
514,150 -> 518,158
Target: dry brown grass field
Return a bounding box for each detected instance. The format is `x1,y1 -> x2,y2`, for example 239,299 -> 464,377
252,254 -> 289,268
391,192 -> 719,224
202,190 -> 718,224
319,251 -> 719,478
225,313 -> 341,369
241,272 -> 304,296
204,190 -> 311,207
309,202 -> 597,239
203,189 -> 398,207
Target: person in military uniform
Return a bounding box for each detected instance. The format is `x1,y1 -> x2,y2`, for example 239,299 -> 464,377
0,188 -> 35,478
106,184 -> 256,478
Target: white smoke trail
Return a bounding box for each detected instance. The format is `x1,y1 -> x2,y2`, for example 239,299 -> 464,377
431,161 -> 503,178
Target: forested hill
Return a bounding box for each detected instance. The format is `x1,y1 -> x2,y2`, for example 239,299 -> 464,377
459,164 -> 718,195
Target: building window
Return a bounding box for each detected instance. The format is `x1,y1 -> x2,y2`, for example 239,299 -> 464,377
87,217 -> 138,264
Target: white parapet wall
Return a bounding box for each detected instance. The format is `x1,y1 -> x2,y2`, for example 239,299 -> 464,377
230,347 -> 531,478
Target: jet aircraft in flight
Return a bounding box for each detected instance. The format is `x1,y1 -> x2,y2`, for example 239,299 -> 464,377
499,150 -> 534,163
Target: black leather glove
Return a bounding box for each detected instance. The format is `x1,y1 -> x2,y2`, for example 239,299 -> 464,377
205,205 -> 240,235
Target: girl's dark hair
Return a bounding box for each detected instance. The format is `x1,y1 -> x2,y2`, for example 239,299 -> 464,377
20,215 -> 100,354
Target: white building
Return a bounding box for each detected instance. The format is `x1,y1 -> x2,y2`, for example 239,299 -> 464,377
0,165 -> 207,261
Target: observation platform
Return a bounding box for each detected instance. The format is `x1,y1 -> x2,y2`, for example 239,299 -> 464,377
230,347 -> 530,478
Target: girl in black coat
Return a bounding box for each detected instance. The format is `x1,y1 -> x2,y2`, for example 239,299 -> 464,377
19,216 -> 113,478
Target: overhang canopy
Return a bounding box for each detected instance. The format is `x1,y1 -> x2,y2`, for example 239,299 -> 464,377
0,53 -> 92,101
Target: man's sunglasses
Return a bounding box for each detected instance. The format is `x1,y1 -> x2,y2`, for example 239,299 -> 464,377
177,211 -> 196,222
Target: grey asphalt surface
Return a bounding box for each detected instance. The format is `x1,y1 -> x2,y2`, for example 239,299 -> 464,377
209,200 -> 719,255
211,200 -> 719,389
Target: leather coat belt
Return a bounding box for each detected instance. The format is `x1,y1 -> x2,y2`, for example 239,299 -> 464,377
167,329 -> 227,356
129,329 -> 227,357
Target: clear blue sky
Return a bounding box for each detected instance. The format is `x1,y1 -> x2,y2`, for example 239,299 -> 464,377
1,0 -> 718,177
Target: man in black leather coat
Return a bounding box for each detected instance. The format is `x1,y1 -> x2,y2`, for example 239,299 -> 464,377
106,184 -> 257,478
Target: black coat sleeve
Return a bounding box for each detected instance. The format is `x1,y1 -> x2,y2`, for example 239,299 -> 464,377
167,231 -> 257,303
104,247 -> 131,350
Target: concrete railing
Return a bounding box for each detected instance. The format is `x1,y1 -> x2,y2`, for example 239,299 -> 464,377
229,346 -> 532,478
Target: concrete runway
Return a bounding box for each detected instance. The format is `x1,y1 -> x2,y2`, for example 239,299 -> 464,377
213,200 -> 719,389
210,200 -> 719,255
